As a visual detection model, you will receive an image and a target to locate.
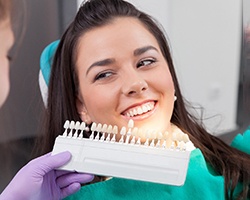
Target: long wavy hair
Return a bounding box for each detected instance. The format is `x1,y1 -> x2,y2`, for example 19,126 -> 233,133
37,0 -> 250,199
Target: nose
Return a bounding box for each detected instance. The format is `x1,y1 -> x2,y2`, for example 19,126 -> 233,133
122,76 -> 148,96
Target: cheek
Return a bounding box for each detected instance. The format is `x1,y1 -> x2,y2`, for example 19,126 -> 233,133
80,85 -> 118,121
152,67 -> 175,95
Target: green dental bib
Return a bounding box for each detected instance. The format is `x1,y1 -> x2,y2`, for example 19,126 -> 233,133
65,129 -> 250,200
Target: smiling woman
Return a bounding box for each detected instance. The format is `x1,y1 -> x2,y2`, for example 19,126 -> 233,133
37,0 -> 250,199
75,17 -> 175,133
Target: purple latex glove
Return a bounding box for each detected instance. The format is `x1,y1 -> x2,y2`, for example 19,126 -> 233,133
0,151 -> 94,200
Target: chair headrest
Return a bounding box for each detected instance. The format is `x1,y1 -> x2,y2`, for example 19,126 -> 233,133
40,40 -> 60,86
39,40 -> 59,106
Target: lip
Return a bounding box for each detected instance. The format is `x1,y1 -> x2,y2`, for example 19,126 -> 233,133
121,100 -> 157,120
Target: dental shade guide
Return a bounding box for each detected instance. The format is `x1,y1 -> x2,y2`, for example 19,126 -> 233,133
52,119 -> 195,186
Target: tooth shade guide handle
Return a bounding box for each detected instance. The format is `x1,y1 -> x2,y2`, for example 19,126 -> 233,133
52,134 -> 192,186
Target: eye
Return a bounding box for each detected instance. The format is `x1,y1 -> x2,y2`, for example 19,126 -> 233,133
94,71 -> 114,81
137,58 -> 156,68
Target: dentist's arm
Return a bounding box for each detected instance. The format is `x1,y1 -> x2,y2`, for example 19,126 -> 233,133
0,151 -> 94,200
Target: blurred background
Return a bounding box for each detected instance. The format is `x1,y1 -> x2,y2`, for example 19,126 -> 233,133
0,0 -> 249,192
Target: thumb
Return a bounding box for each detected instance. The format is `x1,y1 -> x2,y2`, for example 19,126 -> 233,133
31,151 -> 72,175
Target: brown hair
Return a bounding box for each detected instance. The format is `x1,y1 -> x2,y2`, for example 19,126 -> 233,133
38,0 -> 250,199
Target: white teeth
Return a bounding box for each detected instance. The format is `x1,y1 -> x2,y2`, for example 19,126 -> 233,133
133,108 -> 138,115
124,102 -> 154,117
137,107 -> 143,115
129,110 -> 134,117
142,105 -> 148,112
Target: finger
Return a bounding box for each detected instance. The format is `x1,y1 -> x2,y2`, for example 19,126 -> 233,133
57,173 -> 94,188
55,169 -> 91,178
55,169 -> 73,177
60,182 -> 81,199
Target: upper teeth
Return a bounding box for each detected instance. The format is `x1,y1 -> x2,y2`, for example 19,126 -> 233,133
125,102 -> 154,117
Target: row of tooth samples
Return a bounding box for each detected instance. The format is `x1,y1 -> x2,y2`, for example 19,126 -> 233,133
62,119 -> 192,151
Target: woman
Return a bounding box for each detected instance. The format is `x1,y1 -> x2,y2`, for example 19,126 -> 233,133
0,0 -> 93,199
39,0 -> 250,199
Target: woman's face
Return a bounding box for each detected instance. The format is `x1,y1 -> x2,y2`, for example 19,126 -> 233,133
75,17 -> 175,139
0,19 -> 14,108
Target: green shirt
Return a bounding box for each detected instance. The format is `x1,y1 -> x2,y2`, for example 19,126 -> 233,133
65,128 -> 250,200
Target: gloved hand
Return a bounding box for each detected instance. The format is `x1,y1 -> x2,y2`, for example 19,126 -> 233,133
0,151 -> 94,200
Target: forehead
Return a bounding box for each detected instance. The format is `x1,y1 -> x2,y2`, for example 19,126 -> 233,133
75,17 -> 159,63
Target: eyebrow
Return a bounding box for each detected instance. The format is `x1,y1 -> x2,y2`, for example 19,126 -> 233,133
86,58 -> 115,76
86,45 -> 158,76
133,45 -> 158,56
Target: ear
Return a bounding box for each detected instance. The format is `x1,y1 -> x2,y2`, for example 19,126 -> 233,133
76,97 -> 92,124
